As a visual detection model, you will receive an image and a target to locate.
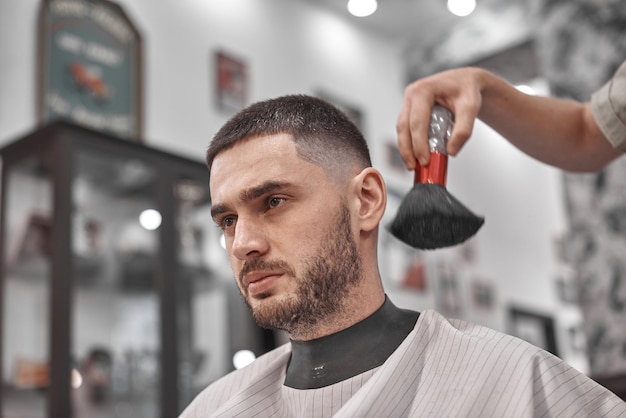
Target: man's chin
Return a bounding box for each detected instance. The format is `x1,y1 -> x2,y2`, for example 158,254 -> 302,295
249,294 -> 299,330
245,291 -> 276,313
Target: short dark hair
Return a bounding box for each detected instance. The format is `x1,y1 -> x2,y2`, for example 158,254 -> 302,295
206,95 -> 372,176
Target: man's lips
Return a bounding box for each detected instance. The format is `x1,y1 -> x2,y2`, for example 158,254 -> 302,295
242,271 -> 283,295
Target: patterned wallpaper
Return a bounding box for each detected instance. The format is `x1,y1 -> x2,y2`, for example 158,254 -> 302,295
533,0 -> 626,376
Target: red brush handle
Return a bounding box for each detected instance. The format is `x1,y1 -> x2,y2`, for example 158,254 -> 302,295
414,105 -> 453,186
415,152 -> 448,186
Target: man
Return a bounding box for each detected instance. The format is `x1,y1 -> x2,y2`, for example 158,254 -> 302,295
396,61 -> 626,172
180,95 -> 625,417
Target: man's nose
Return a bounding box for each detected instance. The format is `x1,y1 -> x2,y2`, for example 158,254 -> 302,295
231,218 -> 269,261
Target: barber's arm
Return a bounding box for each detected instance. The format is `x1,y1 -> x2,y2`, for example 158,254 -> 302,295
397,67 -> 622,173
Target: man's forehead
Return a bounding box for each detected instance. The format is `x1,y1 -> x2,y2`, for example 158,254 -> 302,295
215,137 -> 286,169
212,133 -> 297,166
209,135 -> 318,193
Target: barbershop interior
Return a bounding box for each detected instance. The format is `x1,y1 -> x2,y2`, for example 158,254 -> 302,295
1,0 -> 625,417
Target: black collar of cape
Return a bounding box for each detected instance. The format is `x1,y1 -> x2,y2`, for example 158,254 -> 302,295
284,295 -> 419,389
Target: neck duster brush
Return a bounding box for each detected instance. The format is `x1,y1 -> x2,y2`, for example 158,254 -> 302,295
389,105 -> 484,250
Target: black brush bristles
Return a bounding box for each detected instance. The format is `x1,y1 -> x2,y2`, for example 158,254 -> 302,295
389,183 -> 484,250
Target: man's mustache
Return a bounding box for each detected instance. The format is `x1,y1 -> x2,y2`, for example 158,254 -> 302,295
239,259 -> 297,284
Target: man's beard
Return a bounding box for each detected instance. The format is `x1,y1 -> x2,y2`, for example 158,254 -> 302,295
237,203 -> 362,334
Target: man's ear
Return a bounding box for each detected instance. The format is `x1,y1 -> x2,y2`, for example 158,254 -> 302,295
352,167 -> 386,232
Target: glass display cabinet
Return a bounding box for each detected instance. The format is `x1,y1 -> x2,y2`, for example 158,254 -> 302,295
0,121 -> 275,418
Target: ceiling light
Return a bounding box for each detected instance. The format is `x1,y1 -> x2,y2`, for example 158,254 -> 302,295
447,0 -> 476,17
347,0 -> 378,17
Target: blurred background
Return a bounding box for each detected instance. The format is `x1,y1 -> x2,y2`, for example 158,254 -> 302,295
0,0 -> 625,417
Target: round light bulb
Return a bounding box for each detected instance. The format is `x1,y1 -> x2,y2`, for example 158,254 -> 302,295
139,209 -> 162,231
71,368 -> 83,389
233,349 -> 256,369
447,0 -> 476,17
347,0 -> 378,17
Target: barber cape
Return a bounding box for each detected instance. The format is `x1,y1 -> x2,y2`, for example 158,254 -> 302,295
180,309 -> 626,417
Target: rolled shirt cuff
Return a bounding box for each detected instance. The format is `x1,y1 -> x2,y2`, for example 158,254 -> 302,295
591,62 -> 626,152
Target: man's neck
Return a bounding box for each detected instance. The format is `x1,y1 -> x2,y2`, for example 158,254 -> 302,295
284,296 -> 419,389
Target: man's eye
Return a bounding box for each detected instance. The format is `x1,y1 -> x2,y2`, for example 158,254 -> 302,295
268,197 -> 285,209
219,217 -> 236,229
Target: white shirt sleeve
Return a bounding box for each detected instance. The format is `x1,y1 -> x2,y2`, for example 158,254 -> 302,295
591,60 -> 626,152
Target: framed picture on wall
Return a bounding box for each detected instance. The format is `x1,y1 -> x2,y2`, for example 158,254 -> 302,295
215,50 -> 248,112
382,140 -> 414,190
435,262 -> 462,317
508,306 -> 559,356
470,277 -> 495,311
379,228 -> 418,290
385,142 -> 408,173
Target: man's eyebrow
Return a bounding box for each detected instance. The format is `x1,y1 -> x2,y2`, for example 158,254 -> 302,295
210,181 -> 292,220
239,181 -> 289,202
210,203 -> 229,220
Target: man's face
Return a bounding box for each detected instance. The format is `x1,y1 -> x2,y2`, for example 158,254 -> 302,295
209,134 -> 362,335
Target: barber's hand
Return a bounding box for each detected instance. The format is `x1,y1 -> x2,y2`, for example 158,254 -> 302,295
396,67 -> 485,170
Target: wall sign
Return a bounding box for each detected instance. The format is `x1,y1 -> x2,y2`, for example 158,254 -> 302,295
37,0 -> 143,140
215,51 -> 248,112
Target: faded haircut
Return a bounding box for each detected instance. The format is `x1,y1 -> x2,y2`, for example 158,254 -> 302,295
206,95 -> 372,178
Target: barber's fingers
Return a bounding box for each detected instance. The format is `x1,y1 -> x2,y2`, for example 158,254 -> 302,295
397,70 -> 482,169
397,94 -> 433,170
447,100 -> 480,156
397,96 -> 477,168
